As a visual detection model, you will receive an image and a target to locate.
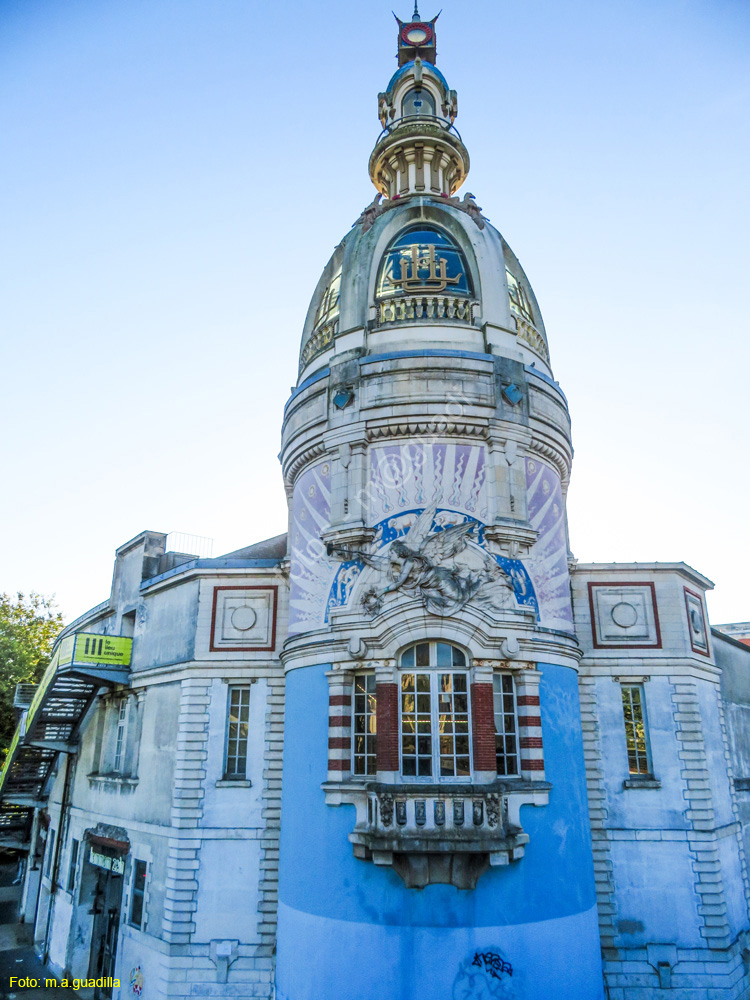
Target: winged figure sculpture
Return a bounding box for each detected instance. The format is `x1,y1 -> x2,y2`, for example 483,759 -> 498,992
327,502 -> 515,617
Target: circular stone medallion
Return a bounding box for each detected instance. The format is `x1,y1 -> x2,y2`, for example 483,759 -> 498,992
611,601 -> 638,629
231,606 -> 257,631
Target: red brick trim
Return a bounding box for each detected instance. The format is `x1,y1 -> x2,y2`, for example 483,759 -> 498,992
520,736 -> 544,749
587,581 -> 662,650
518,715 -> 542,728
327,759 -> 350,772
470,683 -> 496,772
684,586 -> 711,657
328,737 -> 351,750
517,695 -> 540,706
376,683 -> 399,772
328,715 -> 350,728
209,585 -> 278,652
521,758 -> 545,771
329,694 -> 352,706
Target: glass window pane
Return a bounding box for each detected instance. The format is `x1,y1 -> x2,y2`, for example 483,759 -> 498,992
416,643 -> 430,667
401,646 -> 415,668
493,673 -> 519,776
621,685 -> 652,776
402,87 -> 436,118
352,674 -> 377,776
225,687 -> 251,778
436,642 -> 452,667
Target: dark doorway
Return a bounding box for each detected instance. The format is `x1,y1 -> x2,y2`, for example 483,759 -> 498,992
86,846 -> 126,999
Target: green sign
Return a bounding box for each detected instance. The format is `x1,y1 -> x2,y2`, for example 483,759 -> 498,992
73,634 -> 132,667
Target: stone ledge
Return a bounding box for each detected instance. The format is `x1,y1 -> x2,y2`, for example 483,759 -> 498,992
623,777 -> 662,790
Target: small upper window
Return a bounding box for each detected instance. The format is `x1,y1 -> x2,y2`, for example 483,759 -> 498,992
130,859 -> 148,929
402,87 -> 436,118
113,699 -> 128,773
314,267 -> 341,330
621,684 -> 653,777
225,686 -> 251,779
377,227 -> 472,300
506,268 -> 535,325
67,838 -> 79,893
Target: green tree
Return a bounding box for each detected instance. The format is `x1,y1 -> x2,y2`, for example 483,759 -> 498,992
0,593 -> 64,754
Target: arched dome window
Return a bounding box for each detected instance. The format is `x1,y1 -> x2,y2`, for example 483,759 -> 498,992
401,86 -> 436,118
376,227 -> 473,301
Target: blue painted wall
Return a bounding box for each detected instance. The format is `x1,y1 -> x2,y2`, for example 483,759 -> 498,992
277,662 -> 604,1000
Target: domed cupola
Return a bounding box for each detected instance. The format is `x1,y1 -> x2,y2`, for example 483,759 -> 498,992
296,7 -> 552,383
370,7 -> 468,200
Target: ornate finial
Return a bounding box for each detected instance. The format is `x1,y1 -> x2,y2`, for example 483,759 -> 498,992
413,1 -> 420,17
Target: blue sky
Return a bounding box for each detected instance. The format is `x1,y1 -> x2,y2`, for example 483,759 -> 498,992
1,0 -> 748,624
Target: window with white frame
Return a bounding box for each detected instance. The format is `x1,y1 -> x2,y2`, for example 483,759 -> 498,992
67,838 -> 79,893
399,641 -> 471,780
44,829 -> 56,878
493,674 -> 519,776
621,684 -> 653,776
129,859 -> 148,929
352,675 -> 377,776
224,686 -> 251,779
113,699 -> 129,773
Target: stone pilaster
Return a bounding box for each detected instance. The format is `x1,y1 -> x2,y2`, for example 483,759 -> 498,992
716,683 -> 750,920
670,677 -> 733,950
163,677 -> 210,944
257,671 -> 285,955
578,675 -> 617,955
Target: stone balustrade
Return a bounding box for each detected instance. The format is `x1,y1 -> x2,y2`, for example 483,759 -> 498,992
377,294 -> 478,326
339,779 -> 550,888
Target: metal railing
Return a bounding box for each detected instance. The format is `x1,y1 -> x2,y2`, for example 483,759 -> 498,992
375,114 -> 463,145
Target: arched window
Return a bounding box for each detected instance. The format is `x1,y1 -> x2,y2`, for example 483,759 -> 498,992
377,227 -> 473,300
314,266 -> 341,329
401,86 -> 436,118
399,641 -> 470,780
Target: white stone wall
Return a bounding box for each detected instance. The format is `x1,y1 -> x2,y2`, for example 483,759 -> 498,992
30,538 -> 287,1000
574,563 -> 750,997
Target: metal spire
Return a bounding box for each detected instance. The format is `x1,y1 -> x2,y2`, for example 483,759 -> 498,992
413,1 -> 420,18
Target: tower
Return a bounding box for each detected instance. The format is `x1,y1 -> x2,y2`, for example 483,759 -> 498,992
277,9 -> 604,999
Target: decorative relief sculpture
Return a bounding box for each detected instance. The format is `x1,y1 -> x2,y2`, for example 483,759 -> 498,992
328,501 -> 518,618
438,191 -> 488,229
378,791 -> 394,827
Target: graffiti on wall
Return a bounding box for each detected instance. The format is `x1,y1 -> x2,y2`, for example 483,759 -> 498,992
129,966 -> 144,997
454,948 -> 517,999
